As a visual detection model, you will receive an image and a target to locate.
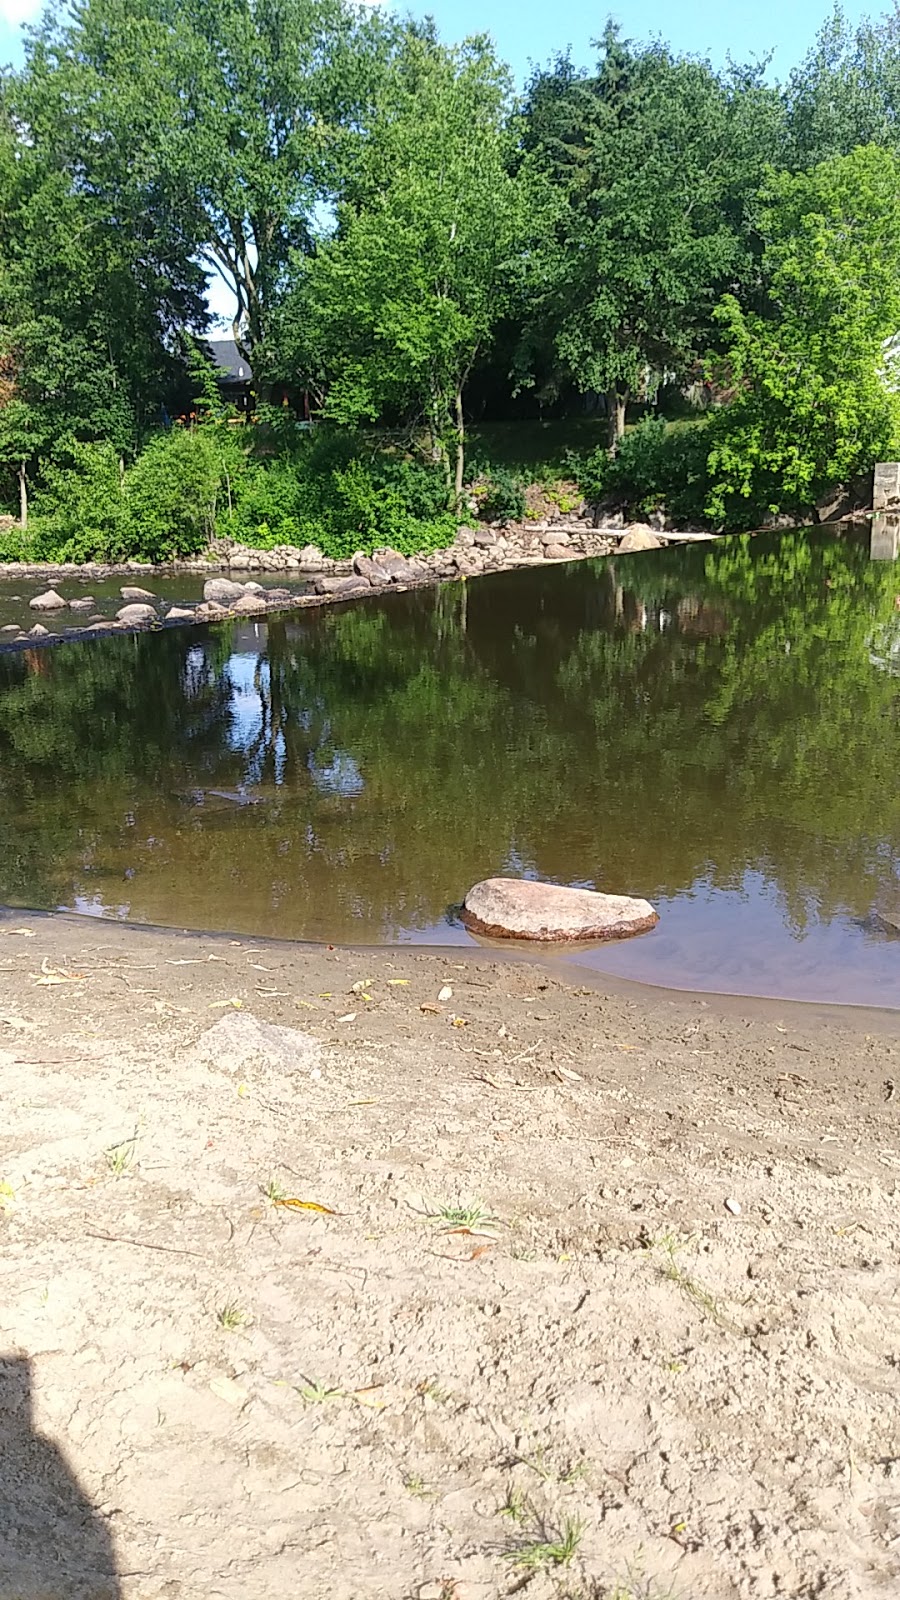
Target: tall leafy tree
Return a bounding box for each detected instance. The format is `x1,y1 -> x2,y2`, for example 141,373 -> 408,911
19,0 -> 396,376
286,29 -> 532,495
0,81 -> 176,519
786,5 -> 900,166
705,145 -> 900,524
519,23 -> 784,446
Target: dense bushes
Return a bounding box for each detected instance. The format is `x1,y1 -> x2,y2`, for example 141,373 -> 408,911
477,466 -> 528,523
0,425 -> 461,564
576,420 -> 712,524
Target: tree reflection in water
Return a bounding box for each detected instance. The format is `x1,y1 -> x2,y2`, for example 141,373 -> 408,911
0,526 -> 897,966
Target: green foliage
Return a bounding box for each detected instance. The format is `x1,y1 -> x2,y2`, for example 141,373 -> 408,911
2,412 -> 461,563
4,4 -> 900,533
0,521 -> 38,561
286,29 -> 534,492
518,25 -> 784,440
577,420 -> 711,522
705,145 -> 900,527
220,431 -> 456,558
30,443 -> 130,562
787,8 -> 900,167
479,467 -> 527,523
124,429 -> 249,560
22,0 -> 394,374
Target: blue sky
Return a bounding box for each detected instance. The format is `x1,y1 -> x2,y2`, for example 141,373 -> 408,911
0,2 -> 884,82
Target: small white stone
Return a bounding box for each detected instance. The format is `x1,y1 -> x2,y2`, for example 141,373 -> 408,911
724,1197 -> 742,1216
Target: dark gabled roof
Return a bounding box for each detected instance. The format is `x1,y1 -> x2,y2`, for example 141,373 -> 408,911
205,339 -> 253,386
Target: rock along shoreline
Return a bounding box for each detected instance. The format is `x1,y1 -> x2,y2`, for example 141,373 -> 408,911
0,519 -> 717,654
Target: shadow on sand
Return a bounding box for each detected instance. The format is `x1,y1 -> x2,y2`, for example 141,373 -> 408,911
1,1353 -> 121,1599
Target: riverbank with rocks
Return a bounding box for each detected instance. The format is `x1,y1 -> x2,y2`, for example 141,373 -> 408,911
0,519 -> 715,652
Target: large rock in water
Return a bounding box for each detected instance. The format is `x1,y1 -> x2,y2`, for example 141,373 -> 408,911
116,603 -> 158,626
618,526 -> 662,553
29,590 -> 67,611
462,877 -> 659,942
204,577 -> 247,605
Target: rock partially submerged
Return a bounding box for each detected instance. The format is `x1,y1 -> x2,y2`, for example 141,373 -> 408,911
203,577 -> 247,605
29,589 -> 67,611
116,603 -> 158,626
619,527 -> 663,553
462,877 -> 659,942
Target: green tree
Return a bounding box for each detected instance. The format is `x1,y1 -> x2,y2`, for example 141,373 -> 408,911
0,59 -> 200,510
286,30 -> 531,496
20,0 -> 395,378
519,23 -> 784,446
705,145 -> 900,525
786,6 -> 900,167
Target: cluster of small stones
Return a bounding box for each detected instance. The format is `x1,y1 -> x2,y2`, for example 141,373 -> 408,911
0,516 -> 714,652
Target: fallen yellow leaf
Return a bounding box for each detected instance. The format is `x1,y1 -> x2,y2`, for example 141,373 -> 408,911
274,1198 -> 342,1216
32,958 -> 86,986
208,998 -> 243,1009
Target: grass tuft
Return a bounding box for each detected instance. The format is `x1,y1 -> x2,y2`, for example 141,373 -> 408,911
104,1132 -> 138,1176
295,1376 -> 344,1403
504,1513 -> 584,1571
426,1198 -> 498,1231
216,1301 -> 246,1331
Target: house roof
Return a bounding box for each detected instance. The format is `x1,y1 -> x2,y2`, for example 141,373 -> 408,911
205,339 -> 253,386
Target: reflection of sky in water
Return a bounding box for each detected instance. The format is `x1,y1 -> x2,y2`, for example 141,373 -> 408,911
60,894 -> 131,920
869,616 -> 900,675
308,751 -> 365,796
221,651 -> 364,795
225,655 -> 265,753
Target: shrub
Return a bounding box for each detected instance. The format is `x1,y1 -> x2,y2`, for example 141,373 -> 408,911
575,419 -> 711,525
479,466 -> 527,522
30,442 -> 131,562
124,428 -> 248,560
228,429 -> 453,558
330,460 -> 455,557
0,520 -> 38,560
226,457 -> 307,548
1,422 -> 461,564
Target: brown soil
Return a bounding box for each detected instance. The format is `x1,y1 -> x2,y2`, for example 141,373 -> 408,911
2,907 -> 899,1600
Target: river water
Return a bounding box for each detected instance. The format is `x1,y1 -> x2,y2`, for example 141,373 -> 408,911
0,526 -> 898,1006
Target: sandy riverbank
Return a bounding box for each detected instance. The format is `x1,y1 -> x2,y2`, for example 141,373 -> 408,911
2,908 -> 899,1599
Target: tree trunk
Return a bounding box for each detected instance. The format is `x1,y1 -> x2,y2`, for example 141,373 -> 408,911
454,388 -> 465,503
18,461 -> 27,529
606,386 -> 629,453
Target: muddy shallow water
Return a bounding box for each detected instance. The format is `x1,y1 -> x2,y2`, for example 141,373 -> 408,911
0,526 -> 898,1006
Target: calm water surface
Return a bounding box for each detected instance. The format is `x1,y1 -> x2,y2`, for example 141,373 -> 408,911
1,527 -> 898,1006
